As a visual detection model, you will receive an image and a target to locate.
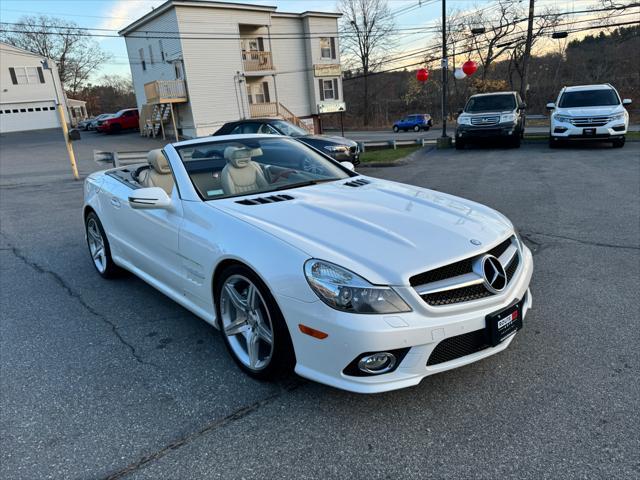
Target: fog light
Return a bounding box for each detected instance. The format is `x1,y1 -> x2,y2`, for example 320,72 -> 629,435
358,352 -> 396,374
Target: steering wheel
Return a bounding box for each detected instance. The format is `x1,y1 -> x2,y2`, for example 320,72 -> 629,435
270,168 -> 297,183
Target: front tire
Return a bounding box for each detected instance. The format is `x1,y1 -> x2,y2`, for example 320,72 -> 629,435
85,212 -> 121,278
455,138 -> 465,150
413,125 -> 420,132
215,264 -> 294,381
511,135 -> 521,148
393,126 -> 399,133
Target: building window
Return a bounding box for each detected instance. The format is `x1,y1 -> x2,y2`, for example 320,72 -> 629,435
173,61 -> 183,80
8,66 -> 45,84
159,40 -> 165,61
247,81 -> 270,104
320,37 -> 336,59
319,78 -> 339,101
148,45 -> 154,65
139,48 -> 146,71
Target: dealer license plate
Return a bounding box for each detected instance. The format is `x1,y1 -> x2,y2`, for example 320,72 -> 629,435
486,298 -> 524,347
583,128 -> 596,136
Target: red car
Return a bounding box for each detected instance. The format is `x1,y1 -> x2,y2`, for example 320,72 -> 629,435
97,108 -> 139,133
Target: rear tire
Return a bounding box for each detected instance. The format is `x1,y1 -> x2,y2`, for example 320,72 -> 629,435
612,137 -> 625,148
85,212 -> 122,279
215,264 -> 295,381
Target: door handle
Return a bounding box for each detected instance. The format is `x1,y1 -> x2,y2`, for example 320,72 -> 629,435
110,197 -> 121,208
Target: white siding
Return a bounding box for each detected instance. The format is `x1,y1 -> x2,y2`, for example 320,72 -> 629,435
124,9 -> 183,110
270,16 -> 312,117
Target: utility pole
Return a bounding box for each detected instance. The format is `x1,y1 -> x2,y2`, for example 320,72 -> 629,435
438,0 -> 452,148
520,0 -> 535,102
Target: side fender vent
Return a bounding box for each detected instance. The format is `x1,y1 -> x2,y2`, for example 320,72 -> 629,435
236,194 -> 294,206
343,178 -> 371,187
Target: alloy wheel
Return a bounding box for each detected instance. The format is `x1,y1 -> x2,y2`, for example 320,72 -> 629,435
86,218 -> 107,273
220,274 -> 275,371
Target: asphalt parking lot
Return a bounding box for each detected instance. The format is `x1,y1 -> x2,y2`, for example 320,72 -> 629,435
1,130 -> 638,479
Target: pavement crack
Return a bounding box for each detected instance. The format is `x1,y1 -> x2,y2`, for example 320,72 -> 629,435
2,239 -> 156,368
522,230 -> 639,251
101,379 -> 306,480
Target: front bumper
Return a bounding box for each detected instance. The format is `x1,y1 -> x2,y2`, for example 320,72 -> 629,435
278,245 -> 534,393
456,122 -> 517,139
550,122 -> 627,139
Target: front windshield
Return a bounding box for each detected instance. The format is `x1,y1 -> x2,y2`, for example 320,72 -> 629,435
559,89 -> 620,108
176,137 -> 351,200
271,120 -> 308,137
465,94 -> 516,113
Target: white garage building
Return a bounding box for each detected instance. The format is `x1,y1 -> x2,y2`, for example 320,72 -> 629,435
0,42 -> 69,134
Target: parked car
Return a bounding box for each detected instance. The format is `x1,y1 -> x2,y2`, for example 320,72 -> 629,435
455,92 -> 526,149
547,84 -> 631,148
392,114 -> 432,132
77,118 -> 94,130
88,113 -> 113,131
83,134 -> 533,393
213,119 -> 360,165
97,108 -> 139,133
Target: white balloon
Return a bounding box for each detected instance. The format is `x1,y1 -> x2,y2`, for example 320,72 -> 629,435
454,68 -> 467,80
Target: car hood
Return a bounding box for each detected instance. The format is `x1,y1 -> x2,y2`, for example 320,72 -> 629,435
557,106 -> 621,116
299,135 -> 357,146
209,178 -> 513,285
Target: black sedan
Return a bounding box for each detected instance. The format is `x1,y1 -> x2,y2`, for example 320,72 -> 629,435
213,119 -> 360,165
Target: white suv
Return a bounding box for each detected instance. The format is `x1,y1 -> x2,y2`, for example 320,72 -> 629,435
547,84 -> 632,148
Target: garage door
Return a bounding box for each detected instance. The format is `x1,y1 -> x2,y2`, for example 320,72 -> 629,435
0,101 -> 60,133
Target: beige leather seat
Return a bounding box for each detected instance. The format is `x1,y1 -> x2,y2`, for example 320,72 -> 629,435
221,146 -> 268,195
138,149 -> 174,195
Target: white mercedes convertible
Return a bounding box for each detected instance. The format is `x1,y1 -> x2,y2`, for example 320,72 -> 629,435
83,135 -> 533,393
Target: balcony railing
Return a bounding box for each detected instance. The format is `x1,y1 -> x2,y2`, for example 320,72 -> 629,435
249,102 -> 308,131
242,51 -> 274,72
144,80 -> 188,104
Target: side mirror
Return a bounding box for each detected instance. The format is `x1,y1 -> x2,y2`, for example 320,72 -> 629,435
519,103 -> 527,110
458,108 -> 464,115
546,102 -> 555,111
622,98 -> 632,105
129,187 -> 172,210
341,161 -> 355,171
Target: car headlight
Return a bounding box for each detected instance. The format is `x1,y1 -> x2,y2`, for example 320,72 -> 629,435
457,115 -> 471,125
609,112 -> 625,122
500,113 -> 516,123
304,259 -> 411,314
554,114 -> 572,123
324,145 -> 350,153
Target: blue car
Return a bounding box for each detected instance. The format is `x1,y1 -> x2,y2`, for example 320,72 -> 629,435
393,113 -> 433,132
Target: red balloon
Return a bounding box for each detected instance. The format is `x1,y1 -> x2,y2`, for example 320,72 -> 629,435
462,60 -> 478,76
416,68 -> 429,82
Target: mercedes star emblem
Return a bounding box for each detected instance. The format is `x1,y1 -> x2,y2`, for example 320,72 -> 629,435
481,255 -> 507,293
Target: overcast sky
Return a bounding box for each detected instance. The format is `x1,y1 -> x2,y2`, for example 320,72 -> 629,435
0,0 -> 618,80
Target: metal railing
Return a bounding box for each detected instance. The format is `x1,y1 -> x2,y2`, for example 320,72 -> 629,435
242,51 -> 274,72
144,80 -> 187,104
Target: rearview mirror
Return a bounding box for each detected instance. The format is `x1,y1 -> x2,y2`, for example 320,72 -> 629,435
623,98 -> 632,105
129,187 -> 172,210
546,102 -> 555,111
341,161 -> 355,171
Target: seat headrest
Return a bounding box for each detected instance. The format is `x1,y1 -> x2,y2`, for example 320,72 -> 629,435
147,149 -> 171,174
224,146 -> 263,169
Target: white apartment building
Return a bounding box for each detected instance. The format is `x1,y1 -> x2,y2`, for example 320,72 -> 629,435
0,42 -> 72,134
119,0 -> 344,138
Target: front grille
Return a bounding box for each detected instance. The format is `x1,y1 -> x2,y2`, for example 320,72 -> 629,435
471,115 -> 499,126
570,117 -> 609,127
427,329 -> 490,366
411,237 -> 520,307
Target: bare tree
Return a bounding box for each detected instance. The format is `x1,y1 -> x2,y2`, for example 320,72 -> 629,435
466,0 -> 524,80
0,15 -> 112,94
340,0 -> 395,125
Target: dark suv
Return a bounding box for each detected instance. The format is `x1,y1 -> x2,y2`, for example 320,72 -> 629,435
455,92 -> 526,149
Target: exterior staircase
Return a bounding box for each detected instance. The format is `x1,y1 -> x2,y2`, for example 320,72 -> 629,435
249,102 -> 306,130
139,103 -> 172,140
